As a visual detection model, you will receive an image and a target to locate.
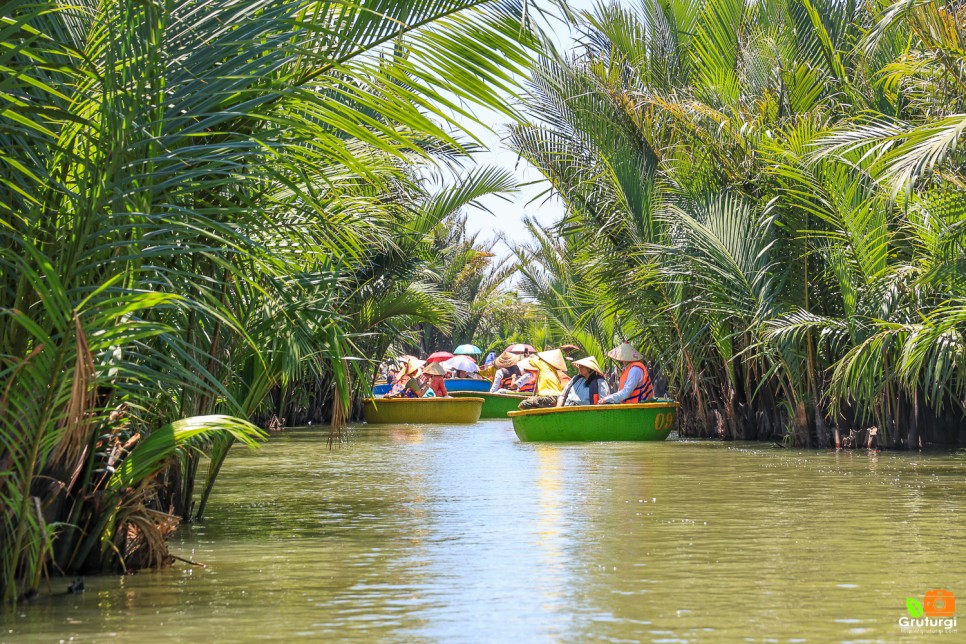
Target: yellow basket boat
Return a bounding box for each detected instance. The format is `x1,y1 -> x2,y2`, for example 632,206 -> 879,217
362,396 -> 484,424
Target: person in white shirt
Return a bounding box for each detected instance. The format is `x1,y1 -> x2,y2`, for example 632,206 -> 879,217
489,352 -> 522,393
557,356 -> 611,406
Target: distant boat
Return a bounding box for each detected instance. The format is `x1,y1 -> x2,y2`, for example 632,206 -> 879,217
362,397 -> 484,424
508,401 -> 679,442
443,378 -> 491,392
450,391 -> 528,418
371,378 -> 491,396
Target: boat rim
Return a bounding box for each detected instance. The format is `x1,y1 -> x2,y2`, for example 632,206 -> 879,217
507,401 -> 679,418
364,397 -> 485,404
450,391 -> 529,399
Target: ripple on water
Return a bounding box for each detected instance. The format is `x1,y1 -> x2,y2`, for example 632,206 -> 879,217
6,427 -> 965,642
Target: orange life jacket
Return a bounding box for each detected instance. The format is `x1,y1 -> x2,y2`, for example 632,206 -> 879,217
499,365 -> 521,389
619,362 -> 652,403
517,374 -> 535,393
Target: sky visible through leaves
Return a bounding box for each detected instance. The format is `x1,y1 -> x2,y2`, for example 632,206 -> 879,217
457,0 -> 596,251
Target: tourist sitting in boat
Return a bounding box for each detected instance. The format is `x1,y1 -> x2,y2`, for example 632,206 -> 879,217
423,362 -> 449,397
386,358 -> 428,398
489,351 -> 522,393
556,356 -> 610,406
479,354 -> 497,380
509,358 -> 537,393
518,349 -> 568,409
600,342 -> 653,404
442,354 -> 484,379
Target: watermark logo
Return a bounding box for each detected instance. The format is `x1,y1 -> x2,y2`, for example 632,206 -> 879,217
901,590 -> 957,634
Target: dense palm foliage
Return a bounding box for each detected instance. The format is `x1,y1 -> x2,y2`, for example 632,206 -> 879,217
266,167 -> 540,426
416,212 -> 537,356
0,0 -> 549,602
510,0 -> 966,447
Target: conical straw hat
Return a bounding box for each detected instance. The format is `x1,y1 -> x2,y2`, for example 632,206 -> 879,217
423,362 -> 446,376
517,357 -> 536,371
607,342 -> 642,362
572,356 -> 604,376
536,349 -> 567,372
493,351 -> 520,369
401,357 -> 426,376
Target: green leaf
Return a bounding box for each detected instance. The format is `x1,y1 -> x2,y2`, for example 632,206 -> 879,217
906,598 -> 925,618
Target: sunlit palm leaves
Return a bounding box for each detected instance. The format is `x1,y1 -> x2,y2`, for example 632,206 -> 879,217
1,0 -> 548,601
511,0 -> 966,447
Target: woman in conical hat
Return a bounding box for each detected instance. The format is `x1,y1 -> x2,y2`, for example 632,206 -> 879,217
386,357 -> 428,398
516,348 -> 572,410
530,349 -> 567,399
601,342 -> 652,404
573,355 -> 604,376
539,348 -> 572,386
556,355 -> 610,407
494,351 -> 520,368
489,351 -> 522,393
423,362 -> 448,397
607,342 -> 643,362
535,349 -> 567,372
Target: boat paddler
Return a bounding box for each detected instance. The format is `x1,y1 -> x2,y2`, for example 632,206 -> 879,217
600,342 -> 653,404
534,349 -> 566,396
556,356 -> 610,406
385,357 -> 428,398
423,362 -> 449,397
517,349 -> 568,409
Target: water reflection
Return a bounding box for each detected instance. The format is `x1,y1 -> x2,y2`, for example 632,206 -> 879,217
532,446 -> 568,627
4,429 -> 965,642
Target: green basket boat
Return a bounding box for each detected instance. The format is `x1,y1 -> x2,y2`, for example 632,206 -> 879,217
508,401 -> 679,442
362,396 -> 484,424
450,391 -> 529,418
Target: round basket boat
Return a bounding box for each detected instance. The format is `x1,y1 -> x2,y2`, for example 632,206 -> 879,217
362,396 -> 484,424
442,378 -> 492,393
450,391 -> 529,419
508,401 -> 679,442
372,378 -> 491,396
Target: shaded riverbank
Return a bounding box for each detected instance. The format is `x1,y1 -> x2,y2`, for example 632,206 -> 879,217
5,423 -> 965,641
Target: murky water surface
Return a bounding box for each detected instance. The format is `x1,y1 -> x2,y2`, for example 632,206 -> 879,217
4,422 -> 965,641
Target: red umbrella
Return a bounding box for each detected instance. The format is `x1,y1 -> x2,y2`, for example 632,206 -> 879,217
425,351 -> 455,364
506,343 -> 537,355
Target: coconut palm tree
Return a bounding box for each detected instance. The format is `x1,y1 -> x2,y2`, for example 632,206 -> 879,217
0,0 -> 554,602
510,0 -> 966,447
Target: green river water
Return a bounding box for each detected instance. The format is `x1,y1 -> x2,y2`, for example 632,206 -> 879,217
3,421 -> 965,642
